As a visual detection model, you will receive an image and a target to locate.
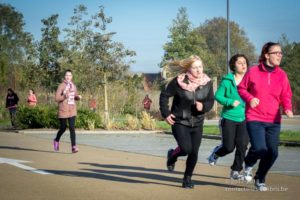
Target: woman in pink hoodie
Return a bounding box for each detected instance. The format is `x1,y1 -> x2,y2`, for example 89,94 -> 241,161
238,42 -> 293,191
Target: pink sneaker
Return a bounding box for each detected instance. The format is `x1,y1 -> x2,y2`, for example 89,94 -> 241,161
53,140 -> 59,151
72,146 -> 79,153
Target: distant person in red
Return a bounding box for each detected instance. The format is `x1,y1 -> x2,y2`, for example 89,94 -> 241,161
143,94 -> 152,111
88,95 -> 97,112
27,89 -> 37,106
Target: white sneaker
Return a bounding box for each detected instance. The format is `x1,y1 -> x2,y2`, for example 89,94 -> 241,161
243,166 -> 253,182
230,170 -> 242,180
207,146 -> 219,166
255,179 -> 268,191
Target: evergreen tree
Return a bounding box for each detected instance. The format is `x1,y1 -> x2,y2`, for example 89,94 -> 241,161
161,7 -> 210,68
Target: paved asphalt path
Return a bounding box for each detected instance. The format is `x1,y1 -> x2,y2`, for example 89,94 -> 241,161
1,131 -> 299,200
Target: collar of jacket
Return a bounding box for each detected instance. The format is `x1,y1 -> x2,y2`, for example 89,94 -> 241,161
258,63 -> 279,73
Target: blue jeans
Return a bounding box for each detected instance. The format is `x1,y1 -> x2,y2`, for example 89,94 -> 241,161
9,107 -> 17,128
244,121 -> 281,183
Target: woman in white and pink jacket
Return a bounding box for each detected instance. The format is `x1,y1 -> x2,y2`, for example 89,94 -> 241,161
53,69 -> 81,153
238,42 -> 293,191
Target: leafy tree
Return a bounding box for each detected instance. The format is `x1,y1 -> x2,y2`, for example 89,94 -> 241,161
162,7 -> 192,62
121,74 -> 143,115
63,5 -> 136,91
286,43 -> 300,97
86,5 -> 136,79
87,5 -> 136,121
279,36 -> 300,98
38,14 -> 64,93
161,9 -> 256,80
64,5 -> 136,121
21,39 -> 39,89
62,5 -> 94,91
196,17 -> 257,79
161,7 -> 210,68
0,3 -> 34,91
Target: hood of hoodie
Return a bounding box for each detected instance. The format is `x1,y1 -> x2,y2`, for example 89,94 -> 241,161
222,73 -> 236,90
216,72 -> 246,122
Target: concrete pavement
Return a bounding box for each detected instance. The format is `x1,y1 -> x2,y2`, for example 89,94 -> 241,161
1,131 -> 300,200
22,131 -> 300,176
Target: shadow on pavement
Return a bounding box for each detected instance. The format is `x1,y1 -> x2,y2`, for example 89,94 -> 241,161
0,129 -> 19,133
45,162 -> 244,189
79,162 -> 228,180
46,169 -> 177,187
0,145 -> 70,154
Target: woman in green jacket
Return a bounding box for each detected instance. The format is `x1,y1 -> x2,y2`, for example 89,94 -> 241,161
208,54 -> 249,180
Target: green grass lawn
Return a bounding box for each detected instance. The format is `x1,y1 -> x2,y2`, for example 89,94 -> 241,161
279,130 -> 300,142
156,121 -> 300,143
0,119 -> 10,126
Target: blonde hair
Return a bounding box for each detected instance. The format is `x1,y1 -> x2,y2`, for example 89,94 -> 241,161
161,55 -> 203,83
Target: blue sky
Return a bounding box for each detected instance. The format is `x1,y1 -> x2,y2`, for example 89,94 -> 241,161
2,0 -> 300,73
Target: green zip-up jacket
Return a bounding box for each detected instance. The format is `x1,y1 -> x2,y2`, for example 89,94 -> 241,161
215,73 -> 245,122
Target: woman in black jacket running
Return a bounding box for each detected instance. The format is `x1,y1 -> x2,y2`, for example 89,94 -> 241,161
159,55 -> 214,189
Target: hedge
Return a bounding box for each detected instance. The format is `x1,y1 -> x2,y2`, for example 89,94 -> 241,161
17,105 -> 102,130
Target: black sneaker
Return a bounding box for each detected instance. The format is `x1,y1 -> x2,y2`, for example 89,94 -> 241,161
182,176 -> 194,189
167,149 -> 175,172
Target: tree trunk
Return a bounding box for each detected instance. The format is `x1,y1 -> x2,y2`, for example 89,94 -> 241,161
104,72 -> 109,122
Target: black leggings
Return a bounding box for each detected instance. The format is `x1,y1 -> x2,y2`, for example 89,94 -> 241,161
169,123 -> 203,177
55,117 -> 76,146
214,118 -> 249,171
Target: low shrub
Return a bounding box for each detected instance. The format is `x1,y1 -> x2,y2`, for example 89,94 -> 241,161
149,110 -> 164,120
17,105 -> 102,130
0,103 -> 9,120
125,114 -> 140,130
76,109 -> 102,130
17,105 -> 58,129
140,111 -> 156,130
103,118 -> 124,130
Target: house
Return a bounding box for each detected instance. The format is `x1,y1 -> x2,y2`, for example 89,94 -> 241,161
142,73 -> 163,91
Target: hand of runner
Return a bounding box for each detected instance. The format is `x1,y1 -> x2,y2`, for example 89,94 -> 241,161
165,114 -> 176,125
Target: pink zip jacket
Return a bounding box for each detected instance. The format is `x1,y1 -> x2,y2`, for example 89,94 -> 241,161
238,63 -> 292,123
27,94 -> 37,106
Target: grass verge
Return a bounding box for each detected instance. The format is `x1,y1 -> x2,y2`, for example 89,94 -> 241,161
156,121 -> 300,143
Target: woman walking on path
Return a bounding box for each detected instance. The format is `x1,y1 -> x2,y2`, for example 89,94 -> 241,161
53,69 -> 81,153
27,89 -> 37,106
207,54 -> 249,180
142,94 -> 152,111
159,55 -> 214,189
238,42 -> 293,191
6,88 -> 19,129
